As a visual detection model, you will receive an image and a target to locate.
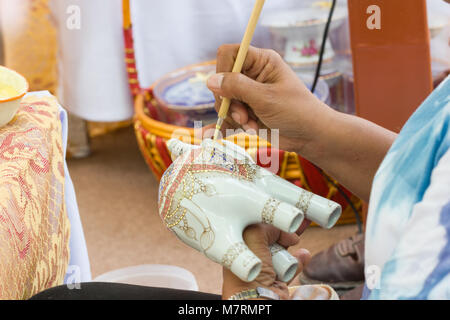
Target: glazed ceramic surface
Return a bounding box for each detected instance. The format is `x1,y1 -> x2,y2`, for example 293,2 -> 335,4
158,139 -> 342,282
261,6 -> 347,67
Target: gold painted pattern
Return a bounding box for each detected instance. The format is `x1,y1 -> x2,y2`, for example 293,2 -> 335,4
221,242 -> 248,270
269,244 -> 285,256
261,198 -> 281,225
161,146 -> 260,229
296,191 -> 314,215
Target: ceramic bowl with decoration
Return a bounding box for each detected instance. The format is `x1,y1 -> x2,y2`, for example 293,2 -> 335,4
0,66 -> 29,127
153,63 -> 217,127
261,6 -> 348,71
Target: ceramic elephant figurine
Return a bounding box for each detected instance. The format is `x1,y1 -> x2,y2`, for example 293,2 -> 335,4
158,138 -> 342,282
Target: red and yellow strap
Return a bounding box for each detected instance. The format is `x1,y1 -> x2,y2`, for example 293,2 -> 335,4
123,0 -> 140,97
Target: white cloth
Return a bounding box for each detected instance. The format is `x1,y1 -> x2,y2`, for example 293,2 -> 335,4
59,100 -> 92,283
26,91 -> 92,283
49,0 -> 301,122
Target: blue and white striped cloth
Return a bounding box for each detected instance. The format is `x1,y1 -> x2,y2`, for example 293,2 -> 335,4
364,76 -> 450,299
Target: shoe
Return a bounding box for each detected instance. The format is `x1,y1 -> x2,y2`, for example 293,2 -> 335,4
299,233 -> 365,290
340,284 -> 364,300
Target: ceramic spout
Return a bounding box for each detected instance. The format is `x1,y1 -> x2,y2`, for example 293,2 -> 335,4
303,193 -> 342,229
257,175 -> 342,229
268,201 -> 305,233
219,241 -> 263,282
270,244 -> 298,283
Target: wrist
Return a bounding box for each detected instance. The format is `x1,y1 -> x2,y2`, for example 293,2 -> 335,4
287,98 -> 337,157
223,285 -> 282,301
222,284 -> 257,300
303,102 -> 337,157
222,272 -> 258,298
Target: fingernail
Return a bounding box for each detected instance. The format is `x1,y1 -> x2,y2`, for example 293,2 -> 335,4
207,73 -> 224,90
231,112 -> 241,124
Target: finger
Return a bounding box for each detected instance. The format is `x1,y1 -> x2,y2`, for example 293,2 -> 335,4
295,248 -> 312,268
287,248 -> 312,283
201,118 -> 238,140
257,174 -> 342,229
216,44 -> 268,76
296,219 -> 312,236
277,232 -> 300,248
242,224 -> 279,286
201,123 -> 216,139
270,244 -> 299,283
293,248 -> 312,272
243,119 -> 259,133
207,72 -> 267,110
227,107 -> 260,135
216,44 -> 240,74
212,97 -> 258,129
229,101 -> 249,126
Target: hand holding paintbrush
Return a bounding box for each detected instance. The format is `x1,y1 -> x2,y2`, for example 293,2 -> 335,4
213,0 -> 266,141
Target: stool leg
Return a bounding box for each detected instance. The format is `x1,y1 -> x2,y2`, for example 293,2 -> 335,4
67,112 -> 91,159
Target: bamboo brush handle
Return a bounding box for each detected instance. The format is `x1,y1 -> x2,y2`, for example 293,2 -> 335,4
217,0 -> 266,120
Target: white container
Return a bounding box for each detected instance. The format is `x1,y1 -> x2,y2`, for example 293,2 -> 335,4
261,6 -> 348,68
94,264 -> 199,291
0,66 -> 28,127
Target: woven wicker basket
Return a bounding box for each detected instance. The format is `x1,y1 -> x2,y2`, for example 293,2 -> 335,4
124,0 -> 362,226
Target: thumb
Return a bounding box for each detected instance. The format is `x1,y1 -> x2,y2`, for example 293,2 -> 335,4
207,72 -> 266,109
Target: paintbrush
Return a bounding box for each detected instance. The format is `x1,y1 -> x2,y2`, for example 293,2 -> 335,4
213,0 -> 266,141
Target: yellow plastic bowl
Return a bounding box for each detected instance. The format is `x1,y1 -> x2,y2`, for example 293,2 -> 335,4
0,66 -> 29,127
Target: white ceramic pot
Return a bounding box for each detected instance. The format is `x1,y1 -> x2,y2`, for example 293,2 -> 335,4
158,139 -> 342,282
261,6 -> 348,67
0,66 -> 28,127
94,264 -> 199,291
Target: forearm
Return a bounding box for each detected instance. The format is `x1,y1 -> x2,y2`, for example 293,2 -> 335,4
299,106 -> 397,202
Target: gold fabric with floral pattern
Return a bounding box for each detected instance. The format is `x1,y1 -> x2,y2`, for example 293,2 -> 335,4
0,94 -> 70,300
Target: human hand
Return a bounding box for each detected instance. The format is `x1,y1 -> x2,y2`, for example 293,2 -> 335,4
222,224 -> 312,300
206,44 -> 334,154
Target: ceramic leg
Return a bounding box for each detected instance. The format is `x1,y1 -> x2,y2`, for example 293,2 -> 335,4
257,175 -> 341,229
258,196 -> 305,233
178,197 -> 262,282
270,243 -> 299,283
